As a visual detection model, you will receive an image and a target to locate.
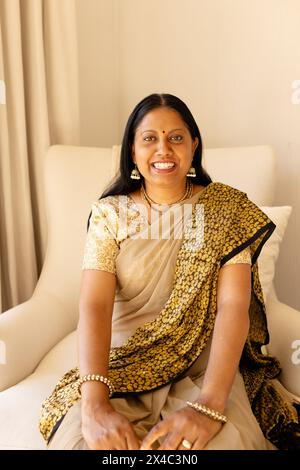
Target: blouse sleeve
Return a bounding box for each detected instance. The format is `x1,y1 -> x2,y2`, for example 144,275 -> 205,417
223,245 -> 251,266
81,201 -> 120,274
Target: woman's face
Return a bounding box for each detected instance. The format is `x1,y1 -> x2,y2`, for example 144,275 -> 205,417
132,107 -> 198,187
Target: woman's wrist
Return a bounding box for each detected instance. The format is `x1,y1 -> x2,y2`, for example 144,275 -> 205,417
81,400 -> 114,424
193,392 -> 227,414
80,381 -> 111,407
81,396 -> 113,419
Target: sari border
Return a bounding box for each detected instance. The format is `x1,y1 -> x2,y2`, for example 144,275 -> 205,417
220,221 -> 276,268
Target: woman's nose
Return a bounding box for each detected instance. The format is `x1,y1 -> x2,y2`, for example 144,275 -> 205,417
156,137 -> 173,155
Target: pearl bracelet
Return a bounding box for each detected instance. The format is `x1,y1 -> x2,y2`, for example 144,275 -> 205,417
186,401 -> 227,424
77,374 -> 115,398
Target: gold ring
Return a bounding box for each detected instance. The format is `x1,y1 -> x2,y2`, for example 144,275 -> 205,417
181,438 -> 192,449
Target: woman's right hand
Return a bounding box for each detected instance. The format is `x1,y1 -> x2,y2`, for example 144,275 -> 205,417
82,400 -> 140,450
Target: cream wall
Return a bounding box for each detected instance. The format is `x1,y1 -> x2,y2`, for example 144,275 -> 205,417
76,0 -> 300,310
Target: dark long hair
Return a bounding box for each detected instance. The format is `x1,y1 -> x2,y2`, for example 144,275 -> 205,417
87,93 -> 212,230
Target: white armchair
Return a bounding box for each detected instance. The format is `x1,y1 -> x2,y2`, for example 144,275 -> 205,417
0,144 -> 299,449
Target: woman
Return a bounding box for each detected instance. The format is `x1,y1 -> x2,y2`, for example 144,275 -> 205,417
40,93 -> 300,450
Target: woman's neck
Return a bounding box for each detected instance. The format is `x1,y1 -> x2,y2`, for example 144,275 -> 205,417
143,181 -> 189,205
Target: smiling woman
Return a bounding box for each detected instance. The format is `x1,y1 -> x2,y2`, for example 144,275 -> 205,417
40,93 -> 300,451
116,98 -> 209,226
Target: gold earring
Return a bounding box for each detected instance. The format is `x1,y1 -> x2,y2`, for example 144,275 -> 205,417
187,167 -> 196,177
130,164 -> 141,180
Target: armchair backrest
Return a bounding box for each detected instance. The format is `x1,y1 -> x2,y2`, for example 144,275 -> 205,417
202,145 -> 276,206
35,145 -> 117,321
36,144 -> 277,330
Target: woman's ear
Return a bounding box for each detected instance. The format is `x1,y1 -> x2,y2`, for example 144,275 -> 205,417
193,137 -> 199,153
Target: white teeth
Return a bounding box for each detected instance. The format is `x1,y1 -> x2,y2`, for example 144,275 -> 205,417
153,162 -> 175,169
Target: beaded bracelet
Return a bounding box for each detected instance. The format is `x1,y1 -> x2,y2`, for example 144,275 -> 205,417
77,374 -> 115,398
186,401 -> 227,424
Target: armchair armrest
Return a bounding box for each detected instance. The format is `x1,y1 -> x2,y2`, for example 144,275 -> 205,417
265,297 -> 300,398
0,291 -> 77,391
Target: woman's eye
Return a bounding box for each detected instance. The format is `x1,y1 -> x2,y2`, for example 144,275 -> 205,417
143,135 -> 183,142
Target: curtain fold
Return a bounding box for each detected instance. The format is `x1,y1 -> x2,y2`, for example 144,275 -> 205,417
0,0 -> 79,313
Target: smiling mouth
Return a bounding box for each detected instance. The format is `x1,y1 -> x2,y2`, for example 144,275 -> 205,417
151,162 -> 176,169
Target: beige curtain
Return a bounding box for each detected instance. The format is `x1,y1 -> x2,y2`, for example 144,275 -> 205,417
0,0 -> 79,313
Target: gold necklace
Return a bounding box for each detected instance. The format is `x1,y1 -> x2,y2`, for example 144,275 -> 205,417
140,179 -> 193,211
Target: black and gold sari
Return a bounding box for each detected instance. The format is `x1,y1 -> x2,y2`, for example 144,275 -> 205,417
39,182 -> 300,449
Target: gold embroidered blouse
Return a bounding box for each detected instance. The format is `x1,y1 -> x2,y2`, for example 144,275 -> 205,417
81,195 -> 251,274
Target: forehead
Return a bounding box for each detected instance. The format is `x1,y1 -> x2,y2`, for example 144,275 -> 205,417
136,107 -> 187,132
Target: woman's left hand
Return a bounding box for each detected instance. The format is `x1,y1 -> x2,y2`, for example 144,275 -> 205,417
140,405 -> 223,450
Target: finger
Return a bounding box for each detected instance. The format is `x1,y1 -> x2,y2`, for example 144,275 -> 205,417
104,443 -> 116,450
90,440 -> 116,450
85,436 -> 115,450
126,431 -> 140,450
114,433 -> 131,450
140,421 -> 169,450
177,439 -> 195,451
192,437 -> 207,450
158,433 -> 183,450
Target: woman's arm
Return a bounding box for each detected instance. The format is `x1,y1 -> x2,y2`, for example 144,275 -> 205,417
195,262 -> 251,412
78,269 -> 116,406
78,269 -> 140,450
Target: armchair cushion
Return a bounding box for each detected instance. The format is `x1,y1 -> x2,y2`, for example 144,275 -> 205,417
0,331 -> 77,449
257,206 -> 292,302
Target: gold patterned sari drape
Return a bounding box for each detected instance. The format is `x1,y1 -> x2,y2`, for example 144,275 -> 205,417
39,182 -> 300,449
